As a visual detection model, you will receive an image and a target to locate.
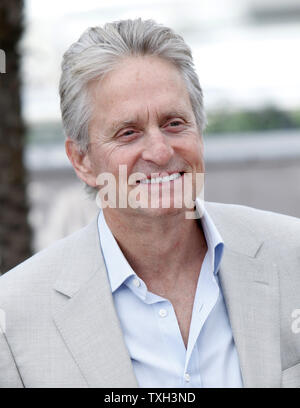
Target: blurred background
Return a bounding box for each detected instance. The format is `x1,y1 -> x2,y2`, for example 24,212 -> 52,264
0,0 -> 300,273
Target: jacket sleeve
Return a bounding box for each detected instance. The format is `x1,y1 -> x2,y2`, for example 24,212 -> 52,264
0,329 -> 24,388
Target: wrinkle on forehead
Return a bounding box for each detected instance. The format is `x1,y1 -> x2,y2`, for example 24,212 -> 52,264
91,55 -> 188,101
89,55 -> 195,136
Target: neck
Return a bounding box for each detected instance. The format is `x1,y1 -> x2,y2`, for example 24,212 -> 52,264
103,208 -> 207,286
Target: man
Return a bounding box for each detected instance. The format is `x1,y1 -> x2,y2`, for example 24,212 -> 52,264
1,19 -> 300,388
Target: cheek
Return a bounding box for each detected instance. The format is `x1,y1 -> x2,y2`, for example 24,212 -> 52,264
178,136 -> 204,162
191,135 -> 204,157
96,146 -> 140,177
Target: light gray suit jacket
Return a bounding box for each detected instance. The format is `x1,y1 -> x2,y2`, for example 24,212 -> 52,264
1,202 -> 300,388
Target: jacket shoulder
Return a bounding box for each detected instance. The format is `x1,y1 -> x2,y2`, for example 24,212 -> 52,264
206,201 -> 300,244
0,216 -> 99,303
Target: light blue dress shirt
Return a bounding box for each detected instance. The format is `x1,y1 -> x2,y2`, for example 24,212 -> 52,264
97,202 -> 243,387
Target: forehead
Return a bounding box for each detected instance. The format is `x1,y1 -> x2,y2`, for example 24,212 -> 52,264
89,56 -> 194,128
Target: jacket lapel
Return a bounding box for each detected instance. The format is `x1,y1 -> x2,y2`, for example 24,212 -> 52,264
219,248 -> 281,387
52,216 -> 138,388
207,203 -> 281,387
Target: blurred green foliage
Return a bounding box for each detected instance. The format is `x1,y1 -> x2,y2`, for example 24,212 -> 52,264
25,106 -> 300,144
206,106 -> 300,134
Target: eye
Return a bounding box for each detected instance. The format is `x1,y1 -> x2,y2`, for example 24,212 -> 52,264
169,120 -> 182,127
164,119 -> 185,132
122,129 -> 135,137
117,128 -> 140,142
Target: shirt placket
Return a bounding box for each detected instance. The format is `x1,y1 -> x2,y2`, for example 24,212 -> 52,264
127,275 -> 188,386
153,298 -> 187,386
183,250 -> 220,387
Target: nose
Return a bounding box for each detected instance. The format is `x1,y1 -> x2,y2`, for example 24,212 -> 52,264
141,128 -> 174,166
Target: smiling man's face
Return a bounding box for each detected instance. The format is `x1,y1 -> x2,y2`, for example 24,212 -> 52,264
85,55 -> 205,218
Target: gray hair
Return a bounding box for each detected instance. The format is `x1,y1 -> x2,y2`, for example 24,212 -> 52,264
59,18 -> 206,155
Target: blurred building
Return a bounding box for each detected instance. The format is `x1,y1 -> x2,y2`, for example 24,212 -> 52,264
22,0 -> 300,120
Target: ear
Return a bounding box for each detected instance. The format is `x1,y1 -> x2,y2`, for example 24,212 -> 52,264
65,137 -> 97,187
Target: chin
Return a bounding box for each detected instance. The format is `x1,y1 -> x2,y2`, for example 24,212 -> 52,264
131,204 -> 188,219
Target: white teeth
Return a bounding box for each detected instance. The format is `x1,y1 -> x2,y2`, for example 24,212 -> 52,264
140,172 -> 182,184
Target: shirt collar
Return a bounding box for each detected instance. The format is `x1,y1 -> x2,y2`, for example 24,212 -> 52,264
98,201 -> 224,294
195,198 -> 224,275
98,210 -> 135,293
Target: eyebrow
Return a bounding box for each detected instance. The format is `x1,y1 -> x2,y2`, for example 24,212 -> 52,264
109,109 -> 192,134
109,119 -> 139,134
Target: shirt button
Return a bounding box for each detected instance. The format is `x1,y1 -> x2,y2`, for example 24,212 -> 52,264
159,308 -> 168,318
184,373 -> 191,382
133,278 -> 141,288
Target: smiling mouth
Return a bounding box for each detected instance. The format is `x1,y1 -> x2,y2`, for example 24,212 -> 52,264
137,172 -> 184,184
